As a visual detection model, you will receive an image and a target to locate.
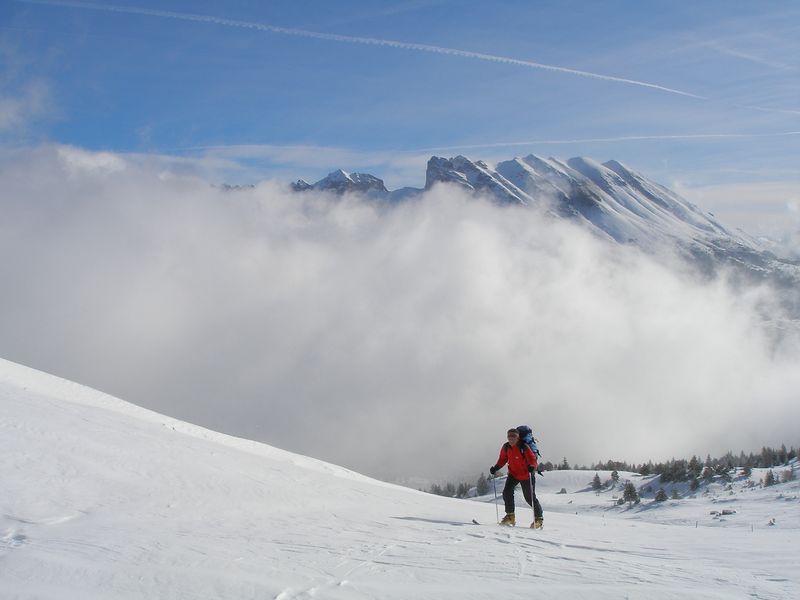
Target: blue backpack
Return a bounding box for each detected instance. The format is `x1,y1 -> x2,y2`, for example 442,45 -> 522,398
516,425 -> 541,460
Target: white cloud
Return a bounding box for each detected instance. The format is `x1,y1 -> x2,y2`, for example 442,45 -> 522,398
57,146 -> 127,174
676,180 -> 800,257
1,145 -> 799,481
0,78 -> 52,134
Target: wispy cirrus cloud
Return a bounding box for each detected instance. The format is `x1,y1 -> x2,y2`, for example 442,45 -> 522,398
164,143 -> 430,188
0,79 -> 51,132
701,39 -> 797,72
409,131 -> 800,153
0,39 -> 54,135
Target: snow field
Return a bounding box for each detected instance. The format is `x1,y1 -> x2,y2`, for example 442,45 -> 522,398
512,467 -> 800,529
2,358 -> 798,599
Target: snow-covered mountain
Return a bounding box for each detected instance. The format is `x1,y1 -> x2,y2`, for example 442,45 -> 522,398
293,169 -> 388,195
3,357 -> 799,598
428,154 -> 800,280
293,155 -> 800,288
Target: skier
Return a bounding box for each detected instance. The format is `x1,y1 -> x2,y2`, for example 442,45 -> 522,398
490,428 -> 544,528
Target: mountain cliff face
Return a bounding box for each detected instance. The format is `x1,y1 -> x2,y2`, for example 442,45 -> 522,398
293,169 -> 388,195
292,154 -> 800,288
424,156 -> 523,204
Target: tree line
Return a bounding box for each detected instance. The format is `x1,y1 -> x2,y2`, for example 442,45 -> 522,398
426,444 -> 797,498
590,444 -> 798,484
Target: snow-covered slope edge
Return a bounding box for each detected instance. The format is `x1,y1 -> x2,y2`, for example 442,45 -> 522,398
3,357 -> 798,599
0,357 -> 378,484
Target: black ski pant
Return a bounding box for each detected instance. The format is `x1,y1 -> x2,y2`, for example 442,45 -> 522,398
502,475 -> 543,519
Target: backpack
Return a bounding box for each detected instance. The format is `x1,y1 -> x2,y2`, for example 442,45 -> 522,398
516,425 -> 541,460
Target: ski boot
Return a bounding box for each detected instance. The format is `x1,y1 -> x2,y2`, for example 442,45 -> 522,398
531,518 -> 543,530
500,513 -> 516,526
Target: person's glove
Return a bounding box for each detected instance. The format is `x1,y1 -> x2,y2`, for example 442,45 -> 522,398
528,465 -> 535,474
489,465 -> 499,475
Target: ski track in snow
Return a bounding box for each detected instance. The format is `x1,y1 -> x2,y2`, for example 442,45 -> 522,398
2,357 -> 799,599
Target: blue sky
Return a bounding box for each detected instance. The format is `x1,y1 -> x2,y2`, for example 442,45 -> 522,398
2,0 -> 799,234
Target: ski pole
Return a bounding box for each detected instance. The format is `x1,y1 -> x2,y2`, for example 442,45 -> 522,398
492,474 -> 500,524
529,474 -> 536,527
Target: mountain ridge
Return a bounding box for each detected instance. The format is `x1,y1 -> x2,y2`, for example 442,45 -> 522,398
291,154 -> 800,289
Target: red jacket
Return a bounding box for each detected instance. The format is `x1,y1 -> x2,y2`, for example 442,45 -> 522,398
496,443 -> 537,480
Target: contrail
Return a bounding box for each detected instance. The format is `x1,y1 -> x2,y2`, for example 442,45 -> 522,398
157,131 -> 800,157
17,0 -> 706,99
410,131 -> 800,153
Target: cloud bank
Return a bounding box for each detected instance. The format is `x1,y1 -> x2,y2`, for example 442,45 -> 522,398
678,180 -> 800,260
2,145 -> 799,481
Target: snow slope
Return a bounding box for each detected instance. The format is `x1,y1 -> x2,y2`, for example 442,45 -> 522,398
485,468 -> 800,530
2,358 -> 798,599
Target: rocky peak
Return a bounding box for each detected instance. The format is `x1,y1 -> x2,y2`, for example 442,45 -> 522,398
424,155 -> 527,204
294,169 -> 388,195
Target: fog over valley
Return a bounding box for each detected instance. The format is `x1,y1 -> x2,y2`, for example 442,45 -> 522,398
2,146 -> 798,481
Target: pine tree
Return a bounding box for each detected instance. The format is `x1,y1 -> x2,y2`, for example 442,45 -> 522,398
761,447 -> 773,468
622,481 -> 639,506
592,473 -> 602,491
688,455 -> 701,478
764,470 -> 776,487
611,470 -> 620,483
476,473 -> 489,496
689,476 -> 699,491
655,488 -> 668,502
561,457 -> 571,470
715,464 -> 732,483
702,466 -> 715,483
